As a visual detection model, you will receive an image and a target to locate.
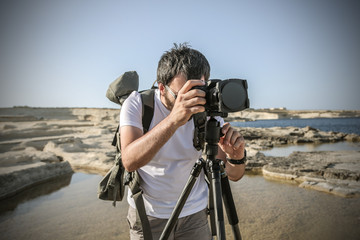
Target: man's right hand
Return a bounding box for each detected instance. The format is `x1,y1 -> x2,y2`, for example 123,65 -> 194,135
168,79 -> 206,127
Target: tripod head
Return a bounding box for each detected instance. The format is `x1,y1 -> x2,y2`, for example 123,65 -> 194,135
205,116 -> 224,162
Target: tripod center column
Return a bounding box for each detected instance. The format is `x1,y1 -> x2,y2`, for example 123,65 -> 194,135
205,117 -> 221,159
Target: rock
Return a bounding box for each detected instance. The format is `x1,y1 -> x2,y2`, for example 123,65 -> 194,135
345,134 -> 360,142
304,130 -> 321,139
303,126 -> 318,132
0,148 -> 61,167
0,161 -> 73,200
260,151 -> 360,197
44,138 -> 86,153
299,181 -> 360,198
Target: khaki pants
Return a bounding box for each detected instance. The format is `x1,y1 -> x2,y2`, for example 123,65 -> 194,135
127,206 -> 212,240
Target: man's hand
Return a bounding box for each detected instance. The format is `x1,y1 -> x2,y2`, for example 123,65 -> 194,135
168,80 -> 206,127
218,122 -> 245,160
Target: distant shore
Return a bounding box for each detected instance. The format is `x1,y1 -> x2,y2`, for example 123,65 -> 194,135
0,107 -> 359,199
2,107 -> 360,121
226,108 -> 360,121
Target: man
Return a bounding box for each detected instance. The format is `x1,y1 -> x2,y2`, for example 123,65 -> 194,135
120,43 -> 246,239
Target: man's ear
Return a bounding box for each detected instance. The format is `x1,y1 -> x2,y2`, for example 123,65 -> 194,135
158,83 -> 165,95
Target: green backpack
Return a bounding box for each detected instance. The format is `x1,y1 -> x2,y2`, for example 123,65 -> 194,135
98,71 -> 206,240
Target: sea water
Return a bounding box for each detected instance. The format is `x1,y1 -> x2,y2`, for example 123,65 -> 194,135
232,117 -> 360,135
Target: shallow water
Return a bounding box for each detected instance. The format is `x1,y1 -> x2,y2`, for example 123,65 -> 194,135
261,141 -> 360,157
0,172 -> 359,240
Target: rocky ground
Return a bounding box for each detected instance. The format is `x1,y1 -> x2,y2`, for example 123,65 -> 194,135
0,107 -> 359,199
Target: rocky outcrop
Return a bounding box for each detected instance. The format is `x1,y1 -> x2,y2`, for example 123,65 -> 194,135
235,126 -> 360,197
237,126 -> 357,150
0,161 -> 72,199
245,151 -> 360,197
0,107 -> 359,199
0,108 -> 119,199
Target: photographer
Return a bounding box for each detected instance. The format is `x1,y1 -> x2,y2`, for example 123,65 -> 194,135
120,43 -> 246,240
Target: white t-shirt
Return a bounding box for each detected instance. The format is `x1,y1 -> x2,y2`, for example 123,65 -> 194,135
120,89 -> 208,218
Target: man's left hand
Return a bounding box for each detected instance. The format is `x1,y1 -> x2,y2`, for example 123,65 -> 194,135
218,122 -> 245,160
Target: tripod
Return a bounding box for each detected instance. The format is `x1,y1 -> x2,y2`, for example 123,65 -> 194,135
159,116 -> 242,240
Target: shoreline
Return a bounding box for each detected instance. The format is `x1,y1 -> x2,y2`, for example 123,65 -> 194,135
1,107 -> 360,121
0,107 -> 359,199
226,108 -> 360,121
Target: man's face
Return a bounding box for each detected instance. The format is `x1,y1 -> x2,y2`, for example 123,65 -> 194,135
161,74 -> 205,110
162,74 -> 186,110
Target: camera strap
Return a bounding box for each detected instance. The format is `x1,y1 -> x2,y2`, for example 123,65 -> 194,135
192,112 -> 207,151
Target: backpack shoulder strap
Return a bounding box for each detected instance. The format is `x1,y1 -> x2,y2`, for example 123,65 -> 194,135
140,89 -> 155,134
112,89 -> 155,148
128,171 -> 153,239
128,89 -> 155,240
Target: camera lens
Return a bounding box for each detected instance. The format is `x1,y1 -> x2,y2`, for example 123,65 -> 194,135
221,81 -> 247,112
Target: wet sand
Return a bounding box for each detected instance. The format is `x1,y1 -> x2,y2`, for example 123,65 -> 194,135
1,172 -> 359,240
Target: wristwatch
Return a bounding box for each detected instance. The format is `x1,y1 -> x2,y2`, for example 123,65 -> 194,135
227,150 -> 247,165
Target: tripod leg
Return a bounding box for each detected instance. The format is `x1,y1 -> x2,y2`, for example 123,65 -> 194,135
209,159 -> 226,240
207,173 -> 216,237
159,158 -> 205,240
221,169 -> 242,240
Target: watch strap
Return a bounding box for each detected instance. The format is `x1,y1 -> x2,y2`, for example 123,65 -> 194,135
227,149 -> 247,165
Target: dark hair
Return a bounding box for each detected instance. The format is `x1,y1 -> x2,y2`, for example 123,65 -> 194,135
156,43 -> 210,85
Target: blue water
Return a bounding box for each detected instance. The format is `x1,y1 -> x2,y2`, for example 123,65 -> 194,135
232,117 -> 360,135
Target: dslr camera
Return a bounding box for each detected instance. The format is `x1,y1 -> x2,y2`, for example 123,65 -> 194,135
193,79 -> 250,116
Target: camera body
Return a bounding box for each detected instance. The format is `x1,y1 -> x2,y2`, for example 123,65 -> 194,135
193,78 -> 250,116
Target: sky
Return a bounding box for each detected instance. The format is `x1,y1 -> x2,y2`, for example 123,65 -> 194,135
0,0 -> 359,110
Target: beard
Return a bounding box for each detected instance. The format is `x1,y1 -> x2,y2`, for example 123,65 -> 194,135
163,93 -> 175,110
